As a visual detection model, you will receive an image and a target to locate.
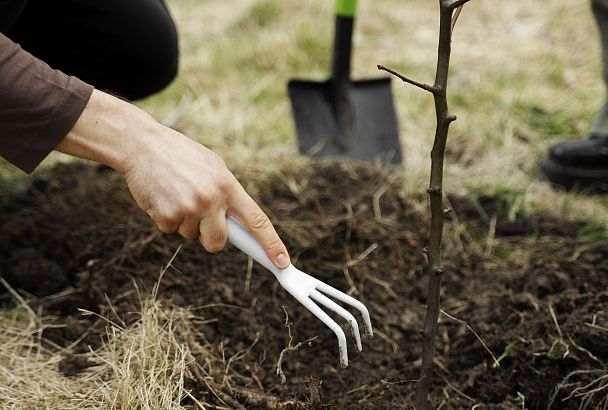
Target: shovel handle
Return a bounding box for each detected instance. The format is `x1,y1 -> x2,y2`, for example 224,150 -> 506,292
332,0 -> 357,85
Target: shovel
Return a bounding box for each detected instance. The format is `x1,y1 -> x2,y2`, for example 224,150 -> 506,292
227,217 -> 373,367
288,0 -> 402,164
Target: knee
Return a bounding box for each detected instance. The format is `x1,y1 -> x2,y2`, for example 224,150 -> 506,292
122,3 -> 179,100
592,0 -> 608,15
143,22 -> 179,97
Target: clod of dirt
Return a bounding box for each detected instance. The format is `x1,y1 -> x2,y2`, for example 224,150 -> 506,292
58,353 -> 94,377
4,248 -> 68,296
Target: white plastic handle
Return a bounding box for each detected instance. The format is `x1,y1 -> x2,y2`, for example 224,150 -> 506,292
226,216 -> 280,275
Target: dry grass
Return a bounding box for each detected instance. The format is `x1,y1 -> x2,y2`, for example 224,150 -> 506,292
1,0 -> 605,223
0,296 -> 90,409
83,300 -> 193,409
137,0 -> 607,225
0,280 -> 214,410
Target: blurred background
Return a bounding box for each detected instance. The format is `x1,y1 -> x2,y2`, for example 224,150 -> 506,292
2,0 -> 606,222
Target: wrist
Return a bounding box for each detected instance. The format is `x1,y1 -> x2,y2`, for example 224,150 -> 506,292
57,89 -> 159,174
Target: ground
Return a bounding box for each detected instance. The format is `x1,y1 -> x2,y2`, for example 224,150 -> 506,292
0,163 -> 606,409
0,0 -> 607,409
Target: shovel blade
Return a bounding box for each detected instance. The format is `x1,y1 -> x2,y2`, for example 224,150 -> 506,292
288,78 -> 402,164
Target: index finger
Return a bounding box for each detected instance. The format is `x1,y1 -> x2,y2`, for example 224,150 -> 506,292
227,186 -> 290,269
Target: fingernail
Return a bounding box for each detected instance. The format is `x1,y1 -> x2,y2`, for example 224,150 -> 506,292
275,253 -> 289,269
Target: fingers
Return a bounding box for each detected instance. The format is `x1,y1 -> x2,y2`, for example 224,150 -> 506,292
178,212 -> 202,240
198,210 -> 228,253
151,210 -> 182,234
157,207 -> 229,254
228,188 -> 290,269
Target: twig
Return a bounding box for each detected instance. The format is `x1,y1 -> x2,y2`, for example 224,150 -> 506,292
342,266 -> 359,295
366,274 -> 399,299
377,65 -> 438,94
152,244 -> 182,300
484,215 -> 497,256
451,6 -> 463,33
244,257 -> 253,293
0,277 -> 37,319
275,307 -> 317,384
441,375 -> 476,402
372,186 -> 387,221
585,322 -> 608,333
374,329 -> 400,353
232,386 -> 304,409
188,362 -> 245,410
567,335 -> 602,364
347,243 -> 379,267
448,0 -> 473,10
440,310 -> 499,367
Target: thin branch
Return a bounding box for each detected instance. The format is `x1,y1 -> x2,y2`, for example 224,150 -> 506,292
384,1 -> 474,408
377,65 -> 438,95
414,1 -> 466,408
447,0 -> 473,10
451,6 -> 463,33
440,309 -> 499,367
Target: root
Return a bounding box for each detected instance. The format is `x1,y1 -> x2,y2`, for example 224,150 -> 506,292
550,369 -> 608,409
233,386 -> 306,410
276,306 -> 317,384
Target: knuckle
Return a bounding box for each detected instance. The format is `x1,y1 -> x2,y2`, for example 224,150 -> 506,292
178,224 -> 199,240
249,208 -> 270,230
194,189 -> 213,207
184,232 -> 199,240
157,222 -> 176,233
156,224 -> 171,233
211,151 -> 227,167
181,201 -> 199,217
156,212 -> 180,231
268,236 -> 285,253
217,172 -> 236,193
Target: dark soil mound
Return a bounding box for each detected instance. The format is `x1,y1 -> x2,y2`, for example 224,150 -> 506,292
0,162 -> 606,409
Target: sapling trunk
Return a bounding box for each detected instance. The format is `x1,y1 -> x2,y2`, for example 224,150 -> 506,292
378,1 -> 472,408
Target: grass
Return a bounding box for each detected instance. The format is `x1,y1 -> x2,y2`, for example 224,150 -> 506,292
0,283 -> 208,409
1,0 -> 606,226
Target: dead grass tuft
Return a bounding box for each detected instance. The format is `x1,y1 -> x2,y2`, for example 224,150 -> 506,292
0,281 -> 90,409
0,278 -> 237,409
84,299 -> 194,409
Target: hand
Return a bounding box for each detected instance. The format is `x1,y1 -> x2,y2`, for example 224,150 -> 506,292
56,89 -> 290,268
125,127 -> 290,267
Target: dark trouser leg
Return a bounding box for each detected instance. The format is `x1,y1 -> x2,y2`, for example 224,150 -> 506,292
538,1 -> 608,191
8,0 -> 179,100
591,0 -> 608,134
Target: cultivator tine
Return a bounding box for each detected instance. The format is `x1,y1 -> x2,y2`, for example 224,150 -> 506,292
226,217 -> 373,366
310,289 -> 362,352
299,296 -> 349,367
314,281 -> 373,337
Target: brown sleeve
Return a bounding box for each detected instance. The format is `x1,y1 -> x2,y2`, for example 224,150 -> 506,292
0,33 -> 94,173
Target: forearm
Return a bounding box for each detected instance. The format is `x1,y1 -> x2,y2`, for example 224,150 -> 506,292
56,89 -> 156,174
55,89 -> 290,268
0,33 -> 93,173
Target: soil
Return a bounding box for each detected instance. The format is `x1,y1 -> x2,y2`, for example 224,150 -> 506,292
0,162 -> 606,409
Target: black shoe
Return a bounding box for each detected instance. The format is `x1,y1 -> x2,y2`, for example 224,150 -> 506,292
540,134 -> 608,192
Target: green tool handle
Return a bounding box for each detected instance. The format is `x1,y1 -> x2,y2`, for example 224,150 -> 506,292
331,0 -> 357,86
